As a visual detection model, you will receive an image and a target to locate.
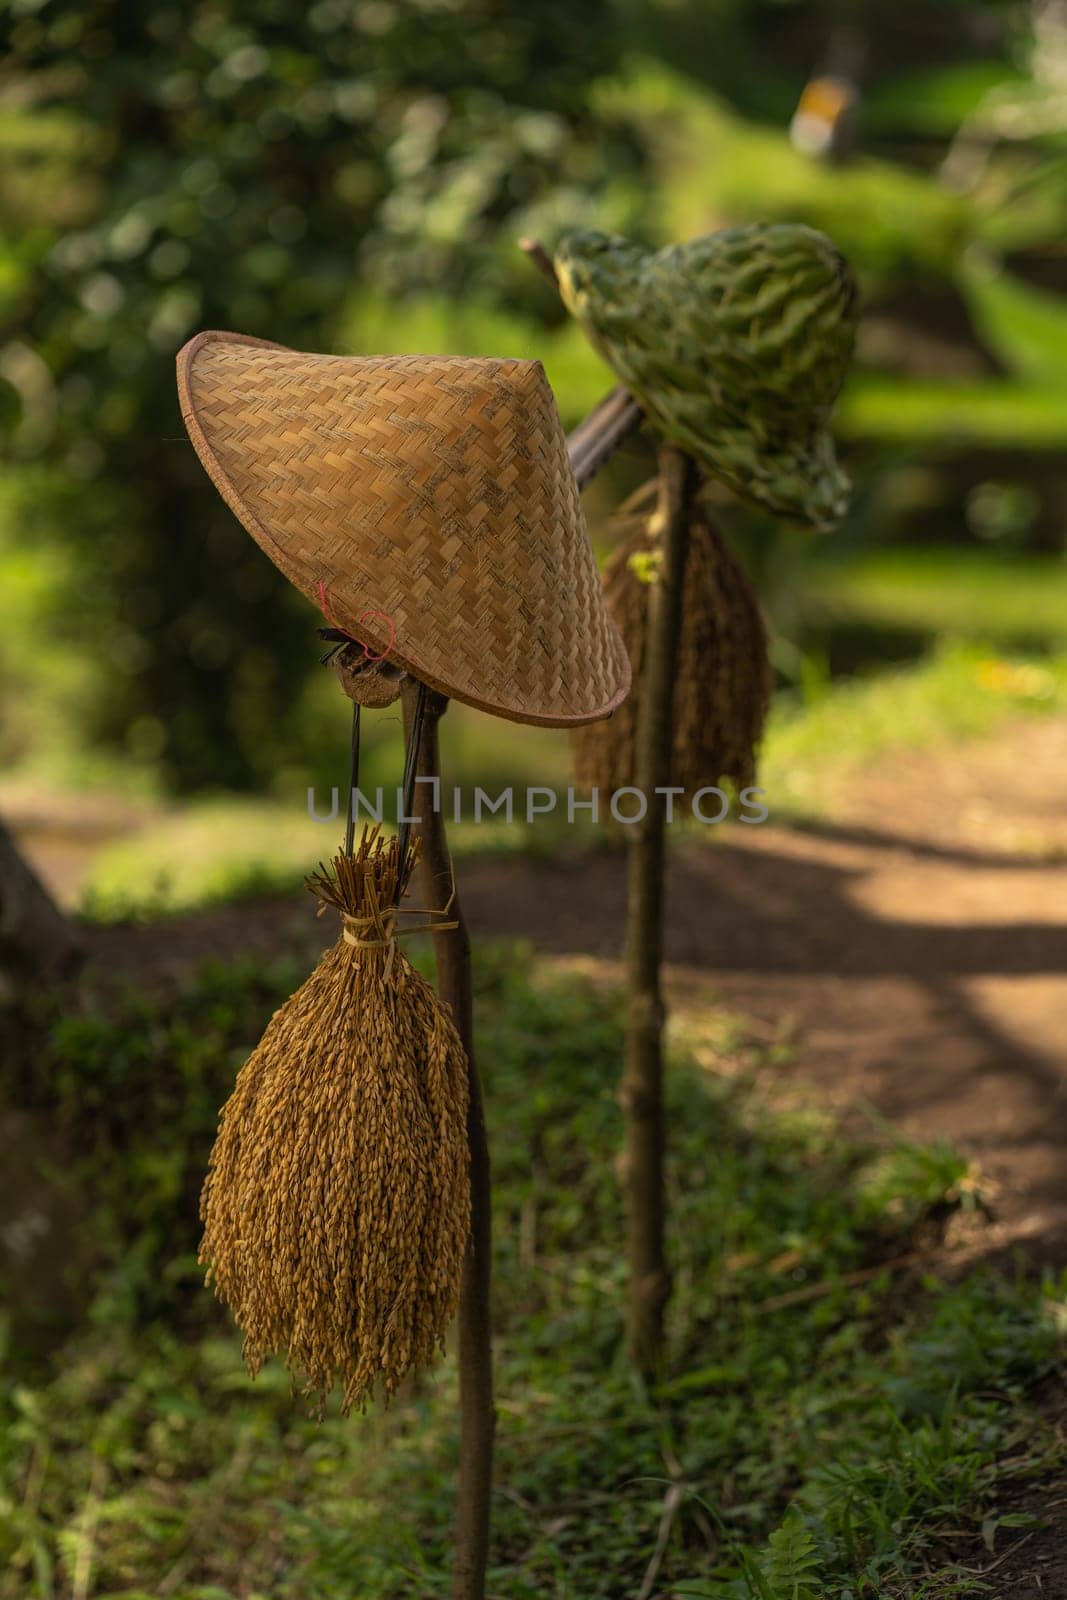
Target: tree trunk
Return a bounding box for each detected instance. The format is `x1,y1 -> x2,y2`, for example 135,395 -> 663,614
403,686 -> 494,1600
0,818 -> 82,997
621,445 -> 695,1374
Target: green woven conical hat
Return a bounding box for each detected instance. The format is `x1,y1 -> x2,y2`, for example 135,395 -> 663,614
555,223 -> 857,531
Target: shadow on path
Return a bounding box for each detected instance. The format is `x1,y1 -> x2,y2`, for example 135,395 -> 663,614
458,830 -> 1067,1263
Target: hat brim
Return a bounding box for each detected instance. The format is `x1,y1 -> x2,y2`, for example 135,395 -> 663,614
177,331 -> 630,728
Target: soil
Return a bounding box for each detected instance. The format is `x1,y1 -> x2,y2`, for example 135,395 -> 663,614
12,716 -> 1067,1264
7,712 -> 1067,1591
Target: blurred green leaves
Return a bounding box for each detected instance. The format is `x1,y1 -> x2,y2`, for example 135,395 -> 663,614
2,1 -> 1066,798
598,64 -> 974,282
599,54 -> 1067,457
0,0 -> 641,790
960,245 -> 1067,387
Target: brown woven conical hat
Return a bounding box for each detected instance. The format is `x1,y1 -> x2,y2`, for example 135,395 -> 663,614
177,331 -> 629,727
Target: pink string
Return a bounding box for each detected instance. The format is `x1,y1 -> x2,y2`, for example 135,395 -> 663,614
317,579 -> 396,664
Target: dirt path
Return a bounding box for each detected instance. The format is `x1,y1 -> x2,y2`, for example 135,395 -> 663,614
455,714 -> 1067,1265
58,713 -> 1065,1267
10,715 -> 1067,1594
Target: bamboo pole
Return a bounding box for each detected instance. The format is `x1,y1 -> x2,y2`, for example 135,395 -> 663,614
522,233 -> 698,1370
567,386 -> 646,490
621,444 -> 695,1373
403,684 -> 494,1600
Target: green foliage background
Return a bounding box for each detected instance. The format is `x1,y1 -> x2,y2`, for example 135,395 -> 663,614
0,0 -> 640,789
1,0 -> 1065,797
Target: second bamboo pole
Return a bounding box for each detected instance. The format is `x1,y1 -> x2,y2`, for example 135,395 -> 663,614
621,445 -> 695,1374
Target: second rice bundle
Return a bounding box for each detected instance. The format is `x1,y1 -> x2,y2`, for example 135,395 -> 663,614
571,483 -> 771,799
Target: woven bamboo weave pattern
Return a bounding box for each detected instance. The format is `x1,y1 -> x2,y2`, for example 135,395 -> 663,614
178,332 -> 630,727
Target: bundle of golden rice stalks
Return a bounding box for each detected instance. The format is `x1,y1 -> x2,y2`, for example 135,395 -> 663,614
571,483 -> 771,799
199,827 -> 470,1415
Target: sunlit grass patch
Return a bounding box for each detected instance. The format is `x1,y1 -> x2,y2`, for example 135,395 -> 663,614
76,799 -> 332,921
761,639 -> 1067,818
71,638 -> 1067,917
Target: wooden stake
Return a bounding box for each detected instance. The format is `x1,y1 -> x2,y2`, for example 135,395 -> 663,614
403,684 -> 494,1600
0,818 -> 82,995
621,445 -> 695,1373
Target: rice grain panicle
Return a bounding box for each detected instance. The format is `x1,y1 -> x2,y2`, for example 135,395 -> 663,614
199,826 -> 470,1415
571,479 -> 771,802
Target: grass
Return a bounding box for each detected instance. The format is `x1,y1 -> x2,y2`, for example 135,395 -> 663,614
75,809 -> 610,923
5,466 -> 1065,922
75,799 -> 334,921
796,547 -> 1067,648
761,638 -> 1067,819
69,698 -> 582,920
73,633 -> 1067,915
59,636 -> 1067,917
1,948 -> 1064,1598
